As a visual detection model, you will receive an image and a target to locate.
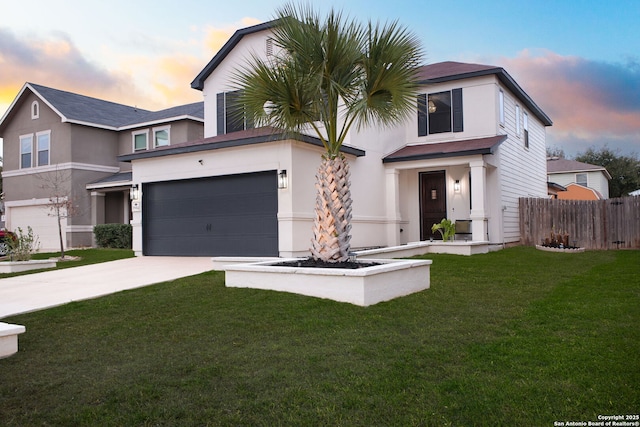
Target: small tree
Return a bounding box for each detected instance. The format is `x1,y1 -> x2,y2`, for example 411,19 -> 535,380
8,226 -> 40,261
546,145 -> 566,159
35,167 -> 80,259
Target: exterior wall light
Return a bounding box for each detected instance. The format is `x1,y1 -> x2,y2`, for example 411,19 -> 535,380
454,179 -> 461,193
130,184 -> 140,201
278,170 -> 288,189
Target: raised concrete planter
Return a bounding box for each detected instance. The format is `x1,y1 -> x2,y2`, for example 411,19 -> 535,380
224,258 -> 431,306
356,241 -> 489,258
0,322 -> 26,358
0,259 -> 57,273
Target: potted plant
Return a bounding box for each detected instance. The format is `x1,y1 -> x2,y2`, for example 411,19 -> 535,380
431,219 -> 456,242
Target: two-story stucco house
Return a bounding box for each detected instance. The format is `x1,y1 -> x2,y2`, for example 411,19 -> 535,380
547,157 -> 611,200
119,20 -> 552,257
0,83 -> 203,250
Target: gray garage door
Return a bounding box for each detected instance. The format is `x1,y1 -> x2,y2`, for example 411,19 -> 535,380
143,170 -> 278,256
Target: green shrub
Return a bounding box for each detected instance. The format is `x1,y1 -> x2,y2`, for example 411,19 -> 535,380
94,224 -> 132,249
8,226 -> 40,261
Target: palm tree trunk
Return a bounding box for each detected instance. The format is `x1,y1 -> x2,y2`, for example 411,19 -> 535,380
310,154 -> 353,262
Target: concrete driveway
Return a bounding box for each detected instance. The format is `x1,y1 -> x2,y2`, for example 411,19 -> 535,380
0,257 -> 215,319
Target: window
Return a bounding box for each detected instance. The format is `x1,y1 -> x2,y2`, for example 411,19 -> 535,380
576,173 -> 588,187
36,130 -> 50,166
133,130 -> 148,151
515,105 -> 521,136
417,88 -> 463,136
20,134 -> 33,169
153,127 -> 170,148
523,112 -> 529,148
217,91 -> 254,135
31,101 -> 39,119
499,90 -> 505,126
428,91 -> 452,134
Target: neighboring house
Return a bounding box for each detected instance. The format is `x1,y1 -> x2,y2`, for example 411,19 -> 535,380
547,157 -> 611,200
547,182 -> 567,199
0,83 -> 203,251
119,20 -> 552,257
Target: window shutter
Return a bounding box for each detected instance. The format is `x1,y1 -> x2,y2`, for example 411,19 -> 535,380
452,88 -> 463,133
417,94 -> 427,136
216,93 -> 225,135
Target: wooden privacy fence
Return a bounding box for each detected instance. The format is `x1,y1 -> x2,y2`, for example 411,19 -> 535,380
519,197 -> 640,250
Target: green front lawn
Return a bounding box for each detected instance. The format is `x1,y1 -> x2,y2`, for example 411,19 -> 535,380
1,247 -> 638,426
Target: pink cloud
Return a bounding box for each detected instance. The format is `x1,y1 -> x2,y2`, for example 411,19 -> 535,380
0,28 -> 146,111
498,50 -> 640,141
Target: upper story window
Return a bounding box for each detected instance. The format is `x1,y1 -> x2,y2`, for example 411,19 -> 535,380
20,134 -> 33,169
217,90 -> 254,135
515,104 -> 521,136
31,101 -> 39,119
36,130 -> 50,166
499,90 -> 505,126
417,88 -> 463,136
133,130 -> 149,151
153,126 -> 170,148
576,173 -> 588,187
523,112 -> 529,148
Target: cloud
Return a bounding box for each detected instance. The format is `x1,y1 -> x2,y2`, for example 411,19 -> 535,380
203,17 -> 262,54
0,27 -> 144,111
0,17 -> 265,115
494,50 -> 640,156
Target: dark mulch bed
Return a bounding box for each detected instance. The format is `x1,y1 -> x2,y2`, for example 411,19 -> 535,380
274,257 -> 380,269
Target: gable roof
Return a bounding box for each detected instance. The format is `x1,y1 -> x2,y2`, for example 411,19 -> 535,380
0,83 -> 204,133
191,19 -> 552,128
191,19 -> 280,90
417,61 -> 552,127
547,158 -> 612,180
383,135 -> 507,163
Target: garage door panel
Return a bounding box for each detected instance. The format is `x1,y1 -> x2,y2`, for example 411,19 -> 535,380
8,205 -> 63,252
143,171 -> 278,256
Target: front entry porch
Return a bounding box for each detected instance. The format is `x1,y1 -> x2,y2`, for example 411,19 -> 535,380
382,136 -> 506,247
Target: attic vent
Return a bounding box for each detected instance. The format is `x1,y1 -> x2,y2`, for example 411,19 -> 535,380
31,101 -> 39,119
266,38 -> 273,56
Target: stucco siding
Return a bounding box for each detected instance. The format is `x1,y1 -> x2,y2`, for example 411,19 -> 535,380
1,92 -> 70,171
202,31 -> 274,137
69,125 -> 119,166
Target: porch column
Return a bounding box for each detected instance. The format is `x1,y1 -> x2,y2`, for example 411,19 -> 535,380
469,160 -> 487,241
123,191 -> 130,224
385,168 -> 402,246
90,192 -> 105,246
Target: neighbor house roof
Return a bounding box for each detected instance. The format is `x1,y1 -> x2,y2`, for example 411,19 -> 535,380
383,135 -> 507,163
86,172 -> 133,190
118,126 -> 365,162
0,83 -> 204,133
547,158 -> 612,180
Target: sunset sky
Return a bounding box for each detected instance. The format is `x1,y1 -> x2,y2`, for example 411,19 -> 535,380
1,0 -> 638,158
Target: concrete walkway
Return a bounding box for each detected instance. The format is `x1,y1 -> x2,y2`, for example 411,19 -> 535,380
0,257 -> 215,319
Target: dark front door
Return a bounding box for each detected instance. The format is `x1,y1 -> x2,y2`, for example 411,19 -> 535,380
420,171 -> 447,240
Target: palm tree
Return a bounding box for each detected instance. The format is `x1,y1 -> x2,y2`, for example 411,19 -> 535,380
234,3 -> 423,263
